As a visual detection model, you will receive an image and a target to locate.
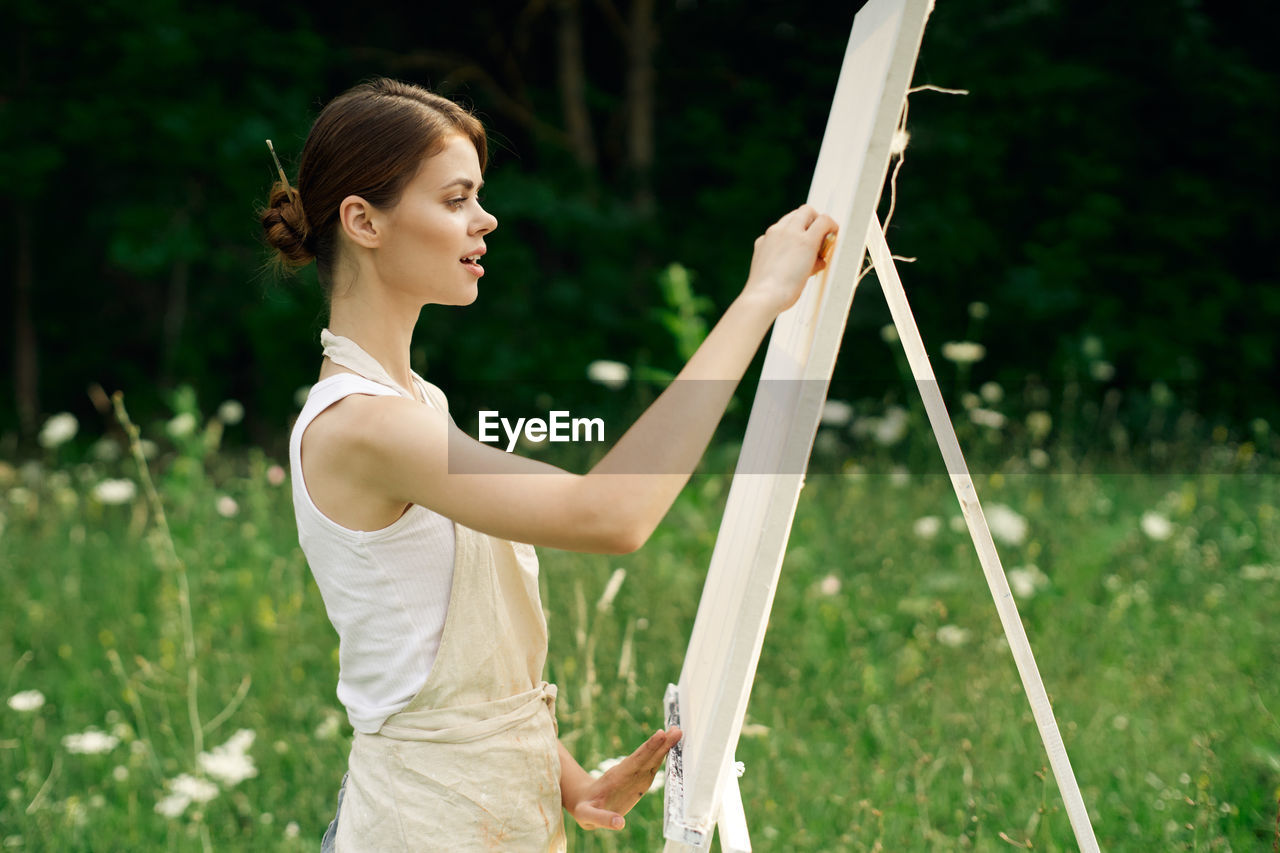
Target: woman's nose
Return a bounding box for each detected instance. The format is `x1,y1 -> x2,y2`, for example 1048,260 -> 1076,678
474,205 -> 497,235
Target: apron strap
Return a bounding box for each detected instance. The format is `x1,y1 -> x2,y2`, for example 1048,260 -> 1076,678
321,328 -> 418,401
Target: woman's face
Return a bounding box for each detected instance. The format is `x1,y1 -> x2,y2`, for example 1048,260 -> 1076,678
371,135 -> 497,306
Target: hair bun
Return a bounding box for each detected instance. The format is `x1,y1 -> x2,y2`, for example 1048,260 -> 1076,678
261,182 -> 314,267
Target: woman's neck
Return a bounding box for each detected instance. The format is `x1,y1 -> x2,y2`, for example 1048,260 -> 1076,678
324,285 -> 421,391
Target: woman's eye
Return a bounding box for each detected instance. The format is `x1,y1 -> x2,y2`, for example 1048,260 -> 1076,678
447,197 -> 467,208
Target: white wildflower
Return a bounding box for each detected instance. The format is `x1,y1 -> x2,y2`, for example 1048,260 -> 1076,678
266,464 -> 286,487
62,729 -> 120,755
38,413 -> 79,449
969,408 -> 1006,429
818,574 -> 841,596
936,625 -> 971,648
1007,564 -> 1049,599
968,302 -> 989,320
986,503 -> 1028,546
880,324 -> 899,344
1081,335 -> 1104,360
889,465 -> 910,487
941,341 -> 985,365
820,399 -> 853,428
586,360 -> 630,390
92,479 -> 137,505
166,412 -> 197,439
7,690 -> 45,712
874,406 -> 909,446
216,400 -> 245,426
1111,715 -> 1129,731
596,568 -> 627,613
1026,410 -> 1052,441
912,516 -> 942,540
979,381 -> 1003,404
112,765 -> 129,782
155,774 -> 217,818
961,392 -> 980,410
1090,360 -> 1115,382
171,773 -> 219,803
152,794 -> 186,819
949,515 -> 967,533
1029,448 -> 1050,469
284,822 -> 300,839
215,495 -> 239,519
137,439 -> 159,460
314,712 -> 341,741
90,437 -> 121,462
1140,511 -> 1173,542
197,729 -> 258,787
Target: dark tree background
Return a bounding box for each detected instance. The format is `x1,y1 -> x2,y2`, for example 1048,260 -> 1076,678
2,0 -> 1276,451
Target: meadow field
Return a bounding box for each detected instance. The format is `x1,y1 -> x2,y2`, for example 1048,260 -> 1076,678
2,391 -> 1277,851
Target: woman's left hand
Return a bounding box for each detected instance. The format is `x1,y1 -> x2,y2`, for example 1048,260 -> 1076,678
565,728 -> 682,831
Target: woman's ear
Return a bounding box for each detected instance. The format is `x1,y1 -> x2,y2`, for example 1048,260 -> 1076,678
338,195 -> 381,249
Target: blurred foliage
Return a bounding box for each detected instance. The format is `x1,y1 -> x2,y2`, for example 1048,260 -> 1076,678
1,0 -> 1276,451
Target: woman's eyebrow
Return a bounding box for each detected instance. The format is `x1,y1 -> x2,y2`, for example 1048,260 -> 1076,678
439,177 -> 484,192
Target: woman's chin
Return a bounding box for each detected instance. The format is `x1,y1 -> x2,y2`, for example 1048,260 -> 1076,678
431,285 -> 480,308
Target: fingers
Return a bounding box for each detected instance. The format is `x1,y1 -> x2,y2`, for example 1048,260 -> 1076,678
771,204 -> 817,233
771,206 -> 838,246
630,727 -> 681,771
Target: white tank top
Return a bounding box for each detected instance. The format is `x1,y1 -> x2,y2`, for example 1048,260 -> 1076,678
289,370 -> 457,733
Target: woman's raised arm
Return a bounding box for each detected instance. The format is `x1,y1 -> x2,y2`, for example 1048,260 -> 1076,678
330,204 -> 837,552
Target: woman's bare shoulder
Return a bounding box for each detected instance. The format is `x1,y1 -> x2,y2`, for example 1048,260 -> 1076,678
301,391 -> 449,530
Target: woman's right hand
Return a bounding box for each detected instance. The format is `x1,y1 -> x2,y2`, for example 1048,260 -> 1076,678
741,204 -> 839,316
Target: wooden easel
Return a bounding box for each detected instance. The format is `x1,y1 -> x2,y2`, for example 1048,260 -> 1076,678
660,2 -> 1099,850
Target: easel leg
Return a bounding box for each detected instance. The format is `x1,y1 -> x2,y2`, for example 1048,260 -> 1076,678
716,770 -> 752,853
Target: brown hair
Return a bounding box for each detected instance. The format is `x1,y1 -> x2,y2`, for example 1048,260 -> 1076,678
260,78 -> 488,289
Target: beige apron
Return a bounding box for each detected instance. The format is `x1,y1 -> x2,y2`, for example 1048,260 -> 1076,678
321,331 -> 566,852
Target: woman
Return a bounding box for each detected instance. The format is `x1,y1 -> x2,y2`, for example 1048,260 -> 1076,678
261,78 -> 836,852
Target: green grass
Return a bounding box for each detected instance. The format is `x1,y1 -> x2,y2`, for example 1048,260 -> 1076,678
2,410 -> 1278,851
